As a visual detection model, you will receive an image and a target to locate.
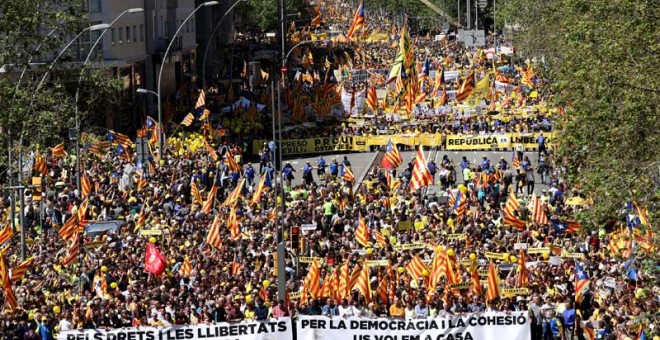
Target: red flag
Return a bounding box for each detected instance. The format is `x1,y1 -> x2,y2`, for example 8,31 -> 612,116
144,243 -> 167,275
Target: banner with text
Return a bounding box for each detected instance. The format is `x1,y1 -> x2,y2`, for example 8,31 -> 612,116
445,134 -> 511,151
59,318 -> 292,340
252,133 -> 553,156
297,313 -> 530,340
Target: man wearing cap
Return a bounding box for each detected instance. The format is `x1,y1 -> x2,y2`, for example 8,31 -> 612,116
37,316 -> 53,340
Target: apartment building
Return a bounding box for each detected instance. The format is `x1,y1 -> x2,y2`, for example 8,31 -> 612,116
86,0 -> 234,129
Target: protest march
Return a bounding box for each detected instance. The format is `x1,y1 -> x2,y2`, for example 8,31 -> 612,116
0,0 -> 657,340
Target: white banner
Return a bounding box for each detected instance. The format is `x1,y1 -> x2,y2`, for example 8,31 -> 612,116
298,313 -> 530,340
58,318 -> 292,340
341,87 -> 367,116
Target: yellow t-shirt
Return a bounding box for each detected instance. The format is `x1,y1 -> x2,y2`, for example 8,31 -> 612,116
390,304 -> 404,317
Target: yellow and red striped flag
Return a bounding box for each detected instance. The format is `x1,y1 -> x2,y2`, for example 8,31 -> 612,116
223,178 -> 245,207
250,173 -> 268,206
410,146 -> 433,191
366,85 -> 378,112
81,172 -> 93,198
181,113 -> 195,126
58,215 -> 78,242
376,273 -> 389,304
405,255 -> 429,282
532,195 -> 549,225
108,130 -> 131,148
469,260 -> 483,296
304,259 -> 321,298
62,236 -> 80,266
353,261 -> 372,303
311,13 -> 322,27
486,260 -> 501,302
231,254 -> 241,275
225,151 -> 242,173
50,143 -> 67,158
338,260 -> 350,299
516,249 -> 529,287
195,90 -> 206,109
0,253 -> 9,286
355,213 -> 370,247
428,246 -> 447,292
227,204 -> 240,238
33,148 -> 48,176
455,72 -> 475,103
346,1 -> 365,41
9,257 -> 34,283
198,109 -> 210,121
180,256 -> 192,276
204,140 -> 218,161
0,222 -> 14,246
341,165 -> 355,182
201,183 -> 218,214
190,181 -> 203,204
206,216 -> 223,249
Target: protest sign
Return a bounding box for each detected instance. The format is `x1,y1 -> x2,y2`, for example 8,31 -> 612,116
298,313 -> 530,340
59,319 -> 292,340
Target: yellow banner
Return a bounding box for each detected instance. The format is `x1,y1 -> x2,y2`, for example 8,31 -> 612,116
298,256 -> 324,263
393,243 -> 427,251
140,230 -> 162,236
367,260 -> 390,267
450,283 -> 472,290
252,132 -> 553,156
561,253 -> 585,259
445,134 -> 511,151
485,252 -> 505,260
527,247 -> 550,254
502,288 -> 530,296
447,233 -> 468,240
508,133 -> 554,149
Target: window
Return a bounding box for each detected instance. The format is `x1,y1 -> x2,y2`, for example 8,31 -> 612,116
126,26 -> 131,43
185,20 -> 189,33
191,18 -> 195,31
88,0 -> 101,12
118,27 -> 124,44
140,24 -> 144,41
111,28 -> 116,45
133,25 -> 137,42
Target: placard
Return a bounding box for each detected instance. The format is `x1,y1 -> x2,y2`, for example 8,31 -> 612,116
59,319 -> 293,340
297,313 -> 530,340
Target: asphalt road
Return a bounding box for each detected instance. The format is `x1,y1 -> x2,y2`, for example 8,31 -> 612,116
282,149 -> 550,195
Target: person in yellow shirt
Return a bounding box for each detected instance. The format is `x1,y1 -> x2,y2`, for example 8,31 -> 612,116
389,297 -> 405,318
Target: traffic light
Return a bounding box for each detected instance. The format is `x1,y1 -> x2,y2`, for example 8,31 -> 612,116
290,226 -> 300,252
32,177 -> 43,202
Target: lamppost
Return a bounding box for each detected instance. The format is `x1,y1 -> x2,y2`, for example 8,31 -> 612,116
74,8 -> 144,194
17,23 -> 109,260
274,37 -> 323,301
7,27 -> 58,234
156,1 -> 219,157
201,0 -> 248,86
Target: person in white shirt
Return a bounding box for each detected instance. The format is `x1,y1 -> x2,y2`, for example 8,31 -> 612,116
58,312 -> 73,331
338,299 -> 362,317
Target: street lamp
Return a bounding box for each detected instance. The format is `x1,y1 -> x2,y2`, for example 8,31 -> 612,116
17,23 -> 108,260
136,88 -> 159,97
157,1 -> 219,157
201,0 -> 248,86
73,8 -> 143,194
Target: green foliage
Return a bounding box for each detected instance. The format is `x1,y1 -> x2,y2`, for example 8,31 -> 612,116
0,0 -> 125,180
236,0 -> 309,32
499,0 -> 660,230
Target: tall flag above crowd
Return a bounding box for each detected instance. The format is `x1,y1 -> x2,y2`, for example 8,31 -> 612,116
345,1 -> 365,41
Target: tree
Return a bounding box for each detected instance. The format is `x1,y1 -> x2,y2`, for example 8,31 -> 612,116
499,0 -> 660,229
0,0 -> 125,183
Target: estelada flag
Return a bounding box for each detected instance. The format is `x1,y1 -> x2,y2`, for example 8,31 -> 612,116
144,243 -> 167,275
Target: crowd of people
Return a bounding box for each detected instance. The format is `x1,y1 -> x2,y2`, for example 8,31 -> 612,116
0,1 -> 657,340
